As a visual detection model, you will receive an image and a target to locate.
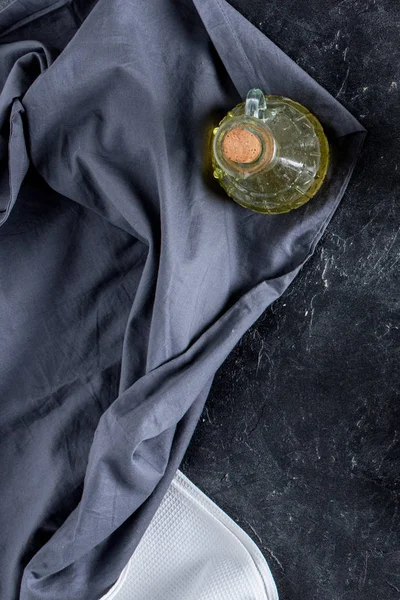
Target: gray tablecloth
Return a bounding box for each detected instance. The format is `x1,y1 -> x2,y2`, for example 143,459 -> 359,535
0,0 -> 365,598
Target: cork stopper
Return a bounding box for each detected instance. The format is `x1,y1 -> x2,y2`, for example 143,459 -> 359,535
222,127 -> 262,164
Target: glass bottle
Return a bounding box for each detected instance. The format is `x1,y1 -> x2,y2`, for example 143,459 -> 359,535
212,89 -> 329,214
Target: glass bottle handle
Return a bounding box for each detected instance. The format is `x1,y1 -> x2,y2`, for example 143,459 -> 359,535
245,88 -> 267,120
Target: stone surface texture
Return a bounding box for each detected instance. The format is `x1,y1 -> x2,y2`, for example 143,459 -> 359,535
183,2 -> 400,599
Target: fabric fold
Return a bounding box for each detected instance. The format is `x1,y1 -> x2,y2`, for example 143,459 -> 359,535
0,40 -> 53,225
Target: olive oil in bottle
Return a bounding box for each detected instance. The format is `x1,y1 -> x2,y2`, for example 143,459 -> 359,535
212,89 -> 329,214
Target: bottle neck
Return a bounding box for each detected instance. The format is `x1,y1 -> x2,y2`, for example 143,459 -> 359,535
220,123 -> 276,177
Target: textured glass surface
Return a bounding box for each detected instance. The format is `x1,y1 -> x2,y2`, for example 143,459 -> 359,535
212,95 -> 329,214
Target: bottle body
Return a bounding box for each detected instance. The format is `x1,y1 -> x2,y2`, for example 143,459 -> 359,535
212,95 -> 329,214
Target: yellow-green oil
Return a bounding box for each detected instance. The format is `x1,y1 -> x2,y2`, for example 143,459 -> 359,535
211,95 -> 329,214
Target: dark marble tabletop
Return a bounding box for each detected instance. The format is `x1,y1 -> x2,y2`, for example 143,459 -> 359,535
183,1 -> 400,599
